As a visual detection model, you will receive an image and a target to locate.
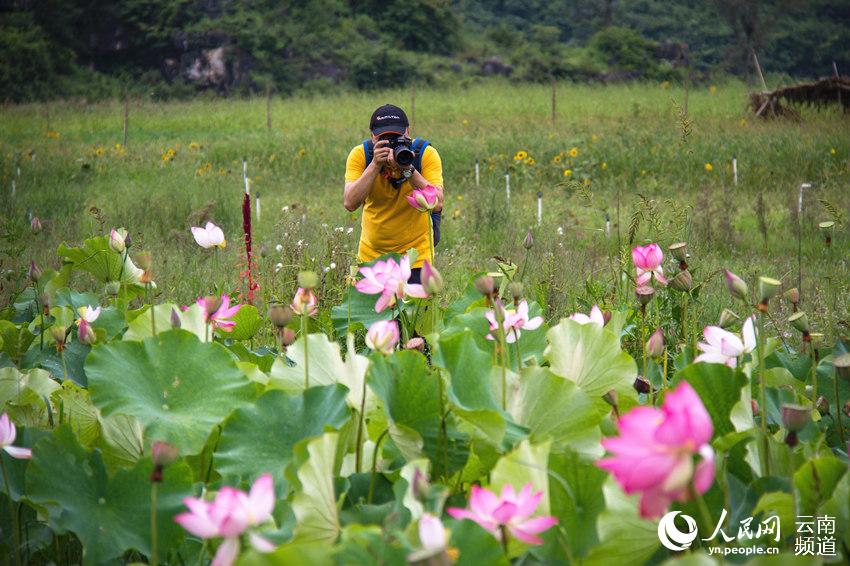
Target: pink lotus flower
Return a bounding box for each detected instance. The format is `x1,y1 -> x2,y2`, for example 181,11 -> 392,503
77,318 -> 97,346
447,483 -> 557,545
419,513 -> 448,551
77,305 -> 101,324
197,295 -> 242,332
632,244 -> 667,286
485,300 -> 543,343
175,474 -> 276,566
406,185 -> 439,212
109,228 -> 128,253
596,381 -> 715,519
569,305 -> 604,326
191,222 -> 226,249
290,287 -> 318,317
355,256 -> 428,313
365,320 -> 399,355
694,316 -> 756,367
0,413 -> 31,459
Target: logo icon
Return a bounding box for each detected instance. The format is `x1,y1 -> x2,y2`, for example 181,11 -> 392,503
658,511 -> 699,551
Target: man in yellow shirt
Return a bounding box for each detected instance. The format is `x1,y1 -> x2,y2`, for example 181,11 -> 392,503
344,104 -> 444,283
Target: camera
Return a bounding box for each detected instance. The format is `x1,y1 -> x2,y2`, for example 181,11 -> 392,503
379,134 -> 416,167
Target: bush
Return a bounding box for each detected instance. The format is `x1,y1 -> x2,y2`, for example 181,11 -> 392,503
588,26 -> 659,77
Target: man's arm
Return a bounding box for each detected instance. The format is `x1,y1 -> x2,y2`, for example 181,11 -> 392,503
344,140 -> 391,211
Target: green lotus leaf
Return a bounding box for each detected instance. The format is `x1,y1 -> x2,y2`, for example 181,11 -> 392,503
57,235 -> 151,296
673,362 -> 748,438
331,286 -> 393,337
86,329 -> 257,455
0,320 -> 35,364
291,432 -> 341,544
0,366 -> 59,427
124,303 -> 208,342
226,304 -> 261,341
794,455 -> 848,516
544,318 -> 637,398
26,426 -> 193,564
214,385 -> 352,487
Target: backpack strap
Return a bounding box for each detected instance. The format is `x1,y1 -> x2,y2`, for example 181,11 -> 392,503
411,137 -> 431,173
362,139 -> 374,166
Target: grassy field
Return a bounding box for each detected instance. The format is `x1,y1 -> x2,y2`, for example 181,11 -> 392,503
2,79 -> 848,342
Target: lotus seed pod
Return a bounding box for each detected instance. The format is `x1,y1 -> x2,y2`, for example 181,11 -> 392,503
508,281 -> 524,301
49,325 -> 66,344
405,337 -> 426,352
474,275 -> 495,297
602,389 -> 618,408
151,441 -> 179,467
104,281 -> 121,296
267,302 -> 293,328
669,270 -> 693,292
834,353 -> 850,381
723,269 -> 748,302
819,221 -> 834,246
668,242 -> 687,262
816,396 -> 830,415
633,376 -> 652,394
788,311 -> 810,334
780,403 -> 810,433
757,276 -> 781,304
297,270 -> 319,289
783,287 -> 800,305
718,309 -> 740,329
635,286 -> 655,306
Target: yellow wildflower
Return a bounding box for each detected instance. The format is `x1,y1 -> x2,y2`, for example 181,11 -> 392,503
95,147 -> 105,157
583,178 -> 591,186
189,142 -> 200,150
456,195 -> 463,201
297,148 -> 306,158
563,169 -> 572,177
704,163 -> 713,172
640,169 -> 647,176
739,118 -> 748,127
709,85 -> 717,94
453,209 -> 461,218
600,162 -> 608,170
569,147 -> 578,158
660,81 -> 670,90
591,134 -> 599,142
525,157 -> 536,165
553,155 -> 562,164
45,131 -> 60,139
462,119 -> 469,126
514,150 -> 527,161
830,148 -> 837,156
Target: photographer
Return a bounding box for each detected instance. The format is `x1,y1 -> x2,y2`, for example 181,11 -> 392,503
344,104 -> 444,283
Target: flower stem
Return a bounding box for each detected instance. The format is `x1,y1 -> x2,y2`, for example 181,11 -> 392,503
512,329 -> 522,371
499,524 -> 510,556
690,480 -> 714,548
355,368 -> 367,473
757,312 -> 770,476
368,429 -> 389,504
149,284 -> 156,335
302,314 -> 309,389
810,351 -> 818,403
1,456 -> 22,566
835,369 -> 846,445
149,482 -> 159,566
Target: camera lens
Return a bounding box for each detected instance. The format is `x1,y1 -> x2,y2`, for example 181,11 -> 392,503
395,147 -> 415,167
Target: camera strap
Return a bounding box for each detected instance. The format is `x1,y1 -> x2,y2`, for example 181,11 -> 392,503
363,137 -> 431,189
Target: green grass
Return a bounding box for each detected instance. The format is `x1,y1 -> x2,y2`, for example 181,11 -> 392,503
2,78 -> 848,342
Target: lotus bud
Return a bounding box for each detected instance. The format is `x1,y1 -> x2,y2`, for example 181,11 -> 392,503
31,216 -> 43,234
104,281 -> 121,296
819,221 -> 834,247
668,242 -> 687,262
422,261 -> 443,294
633,375 -> 652,394
281,327 -> 296,347
718,309 -> 740,329
751,399 -> 759,416
170,308 -> 181,329
522,229 -> 534,250
508,281 -> 524,302
783,287 -> 800,311
723,269 -> 748,302
109,228 -> 128,253
405,337 -> 425,352
124,232 -> 132,249
816,396 -> 830,415
602,310 -> 612,325
757,276 -> 781,308
602,389 -> 620,419
150,441 -> 180,483
267,302 -> 293,328
136,251 -> 152,271
77,319 -> 97,346
297,270 -> 318,290
635,286 -> 655,306
202,295 -> 222,317
28,260 -> 43,282
645,328 -> 664,358
492,298 -> 507,324
834,353 -> 850,381
788,311 -> 810,335
669,270 -> 692,292
474,275 -> 495,297
411,468 -> 430,502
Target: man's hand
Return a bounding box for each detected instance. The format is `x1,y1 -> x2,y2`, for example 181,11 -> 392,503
373,140 -> 392,166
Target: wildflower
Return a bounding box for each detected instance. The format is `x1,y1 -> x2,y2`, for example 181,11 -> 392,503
524,156 -> 536,165
660,81 -> 670,89
346,227 -> 354,235
31,216 -> 43,234
109,228 -> 129,253
274,263 -> 283,273
77,305 -> 101,324
596,381 -> 715,519
95,147 -> 105,157
830,148 -> 836,156
569,147 -> 578,158
591,134 -> 599,142
275,244 -> 283,252
0,413 -> 32,459
191,222 -> 226,249
447,483 -> 557,545
600,162 -> 608,170
704,163 -> 713,172
354,256 -> 427,313
569,305 -> 604,326
175,474 -> 276,566
365,320 -> 399,355
556,226 -> 564,236
406,185 -> 439,212
709,85 -> 717,94
513,150 -> 528,161
291,287 -> 318,317
189,142 -> 200,150
694,316 -> 756,367
563,169 -> 572,177
46,131 -> 60,139
485,300 -> 543,343
197,295 -> 242,332
632,243 -> 667,286
552,155 -> 562,164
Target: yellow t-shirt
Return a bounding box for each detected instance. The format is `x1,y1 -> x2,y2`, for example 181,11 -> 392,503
345,143 -> 443,268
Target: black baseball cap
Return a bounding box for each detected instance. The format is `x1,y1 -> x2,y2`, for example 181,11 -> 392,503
369,104 -> 409,135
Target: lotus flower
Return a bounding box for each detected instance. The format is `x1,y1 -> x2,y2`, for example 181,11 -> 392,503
419,513 -> 448,551
175,474 -> 276,566
290,287 -> 318,317
365,320 -> 399,355
0,413 -> 31,459
355,256 -> 428,313
196,295 -> 242,332
421,260 -> 443,294
191,222 -> 226,249
77,305 -> 101,324
109,228 -> 128,253
485,300 -> 543,343
77,318 -> 97,345
596,381 -> 715,519
569,305 -> 604,326
406,184 -> 439,212
632,243 -> 667,286
694,316 -> 756,367
447,483 -> 557,545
